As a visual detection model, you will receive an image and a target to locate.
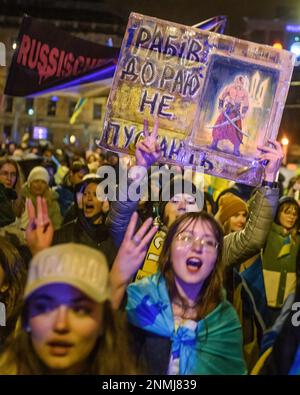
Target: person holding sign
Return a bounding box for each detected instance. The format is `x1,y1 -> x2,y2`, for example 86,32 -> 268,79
111,211 -> 246,374
108,119 -> 282,289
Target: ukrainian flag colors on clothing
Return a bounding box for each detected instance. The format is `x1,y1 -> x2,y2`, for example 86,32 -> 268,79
134,230 -> 166,282
127,272 -> 247,375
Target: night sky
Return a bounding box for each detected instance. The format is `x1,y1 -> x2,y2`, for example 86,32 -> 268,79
105,0 -> 300,37
2,0 -> 300,38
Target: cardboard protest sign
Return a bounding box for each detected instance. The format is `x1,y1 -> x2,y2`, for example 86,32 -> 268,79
99,13 -> 295,186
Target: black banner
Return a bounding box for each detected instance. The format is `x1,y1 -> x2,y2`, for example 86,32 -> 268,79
4,15 -> 119,97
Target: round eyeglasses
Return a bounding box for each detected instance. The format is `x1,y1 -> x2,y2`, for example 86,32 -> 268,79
175,232 -> 219,252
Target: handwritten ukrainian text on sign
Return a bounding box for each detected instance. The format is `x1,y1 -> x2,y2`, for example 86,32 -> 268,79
100,13 -> 295,185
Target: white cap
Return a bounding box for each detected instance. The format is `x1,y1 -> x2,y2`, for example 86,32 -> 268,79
25,243 -> 111,304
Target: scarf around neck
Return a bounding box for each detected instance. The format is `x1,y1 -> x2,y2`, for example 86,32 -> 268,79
77,210 -> 108,244
126,272 -> 246,375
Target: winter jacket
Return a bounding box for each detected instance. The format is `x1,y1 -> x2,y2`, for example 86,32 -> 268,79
52,214 -> 117,268
235,221 -> 300,331
252,285 -> 300,375
107,185 -> 279,267
262,223 -> 300,308
20,184 -> 63,230
231,222 -> 300,367
0,184 -> 16,227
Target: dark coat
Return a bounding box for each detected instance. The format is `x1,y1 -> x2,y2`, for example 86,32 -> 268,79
52,214 -> 117,268
130,324 -> 171,375
258,282 -> 300,375
0,184 -> 15,227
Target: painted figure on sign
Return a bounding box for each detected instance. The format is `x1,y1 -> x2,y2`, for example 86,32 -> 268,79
210,75 -> 249,156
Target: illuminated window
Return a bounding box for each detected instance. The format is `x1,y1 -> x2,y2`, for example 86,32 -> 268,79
25,98 -> 34,115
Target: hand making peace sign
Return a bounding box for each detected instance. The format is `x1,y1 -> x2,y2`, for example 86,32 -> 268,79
135,119 -> 161,169
25,196 -> 54,256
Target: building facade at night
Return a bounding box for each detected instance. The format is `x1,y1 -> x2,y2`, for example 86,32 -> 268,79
0,1 -> 125,147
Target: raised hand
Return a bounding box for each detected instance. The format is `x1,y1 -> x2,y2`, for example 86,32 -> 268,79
110,211 -> 158,309
257,140 -> 284,182
25,196 -> 54,255
135,119 -> 161,168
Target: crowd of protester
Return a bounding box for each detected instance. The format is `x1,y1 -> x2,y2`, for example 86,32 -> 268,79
0,126 -> 300,375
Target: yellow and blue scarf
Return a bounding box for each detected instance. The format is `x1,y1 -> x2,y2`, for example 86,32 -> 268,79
126,272 -> 247,375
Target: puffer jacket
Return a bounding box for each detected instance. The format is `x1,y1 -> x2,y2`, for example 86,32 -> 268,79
107,184 -> 279,267
223,186 -> 279,267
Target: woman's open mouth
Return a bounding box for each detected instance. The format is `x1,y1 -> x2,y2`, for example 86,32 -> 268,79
84,204 -> 95,213
186,257 -> 203,273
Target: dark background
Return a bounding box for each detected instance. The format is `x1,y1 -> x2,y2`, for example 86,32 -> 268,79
1,0 -> 299,37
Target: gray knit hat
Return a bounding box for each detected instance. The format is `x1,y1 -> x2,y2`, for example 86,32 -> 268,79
27,166 -> 50,186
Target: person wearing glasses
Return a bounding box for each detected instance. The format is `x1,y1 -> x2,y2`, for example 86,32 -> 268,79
108,120 -> 283,304
111,211 -> 246,374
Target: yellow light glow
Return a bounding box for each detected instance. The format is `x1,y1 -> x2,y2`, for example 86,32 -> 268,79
273,42 -> 283,50
281,137 -> 289,146
70,135 -> 76,144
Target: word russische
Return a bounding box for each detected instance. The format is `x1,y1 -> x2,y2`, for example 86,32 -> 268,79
17,34 -> 106,84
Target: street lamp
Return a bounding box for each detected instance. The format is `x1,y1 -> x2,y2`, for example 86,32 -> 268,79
281,137 -> 289,165
273,42 -> 283,50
